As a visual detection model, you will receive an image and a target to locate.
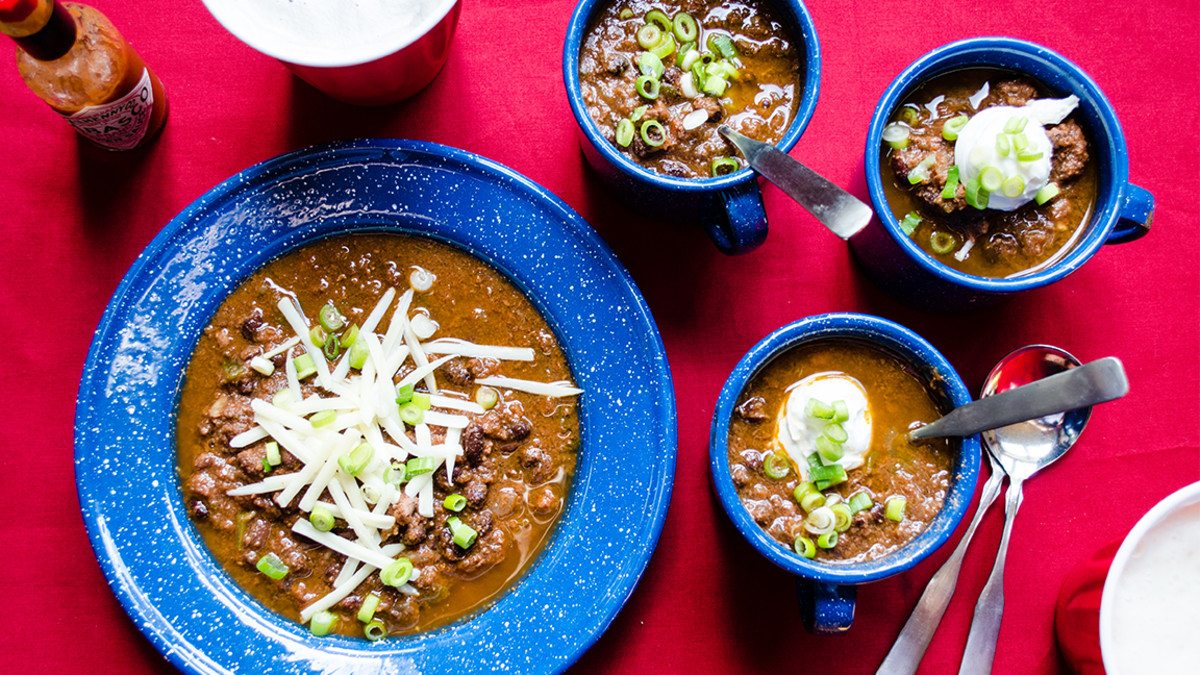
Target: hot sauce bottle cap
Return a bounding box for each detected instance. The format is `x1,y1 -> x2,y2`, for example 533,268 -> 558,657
0,0 -> 40,23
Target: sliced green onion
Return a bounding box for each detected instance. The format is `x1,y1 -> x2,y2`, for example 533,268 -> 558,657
630,105 -> 648,121
800,489 -> 826,514
763,452 -> 790,479
702,74 -> 728,97
1001,175 -> 1025,198
309,610 -> 337,636
323,336 -> 340,360
364,619 -> 387,641
395,383 -> 414,404
635,74 -> 660,100
995,133 -> 1012,157
711,157 -> 740,177
636,23 -> 661,50
811,463 -> 848,490
832,400 -> 849,424
385,462 -> 408,486
831,503 -> 854,532
1017,150 -> 1044,162
817,531 -> 839,549
318,303 -> 345,332
964,175 -> 989,210
406,456 -> 435,477
616,118 -> 635,147
256,552 -> 289,579
707,33 -> 738,60
398,402 -> 424,426
676,42 -> 696,67
262,456 -> 273,473
807,452 -> 825,474
930,230 -> 958,254
413,392 -> 432,411
898,106 -> 920,126
1035,182 -> 1060,205
672,12 -> 698,43
823,423 -> 848,444
886,496 -> 907,522
907,155 -> 936,184
648,33 -> 676,59
272,387 -> 296,409
475,386 -> 499,410
793,482 -> 816,504
265,441 -> 281,467
804,398 -> 834,420
447,516 -> 479,549
979,166 -> 1004,192
293,353 -> 316,380
309,326 -> 328,348
444,494 -> 467,512
942,165 -> 960,200
1003,115 -> 1028,134
357,593 -> 381,623
619,7 -> 633,20
644,9 -> 671,31
941,114 -> 969,141
690,61 -> 707,91
804,506 -> 836,535
310,505 -> 336,532
882,122 -> 911,150
816,435 -> 844,463
638,51 -> 664,78
310,409 -> 337,428
640,120 -> 666,147
794,536 -> 816,558
339,442 -> 374,476
339,323 -> 359,347
381,557 -> 414,587
848,491 -> 873,514
1011,132 -> 1031,153
348,337 -> 369,370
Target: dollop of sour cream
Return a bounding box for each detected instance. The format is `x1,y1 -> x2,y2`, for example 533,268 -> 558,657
954,95 -> 1080,211
775,372 -> 872,476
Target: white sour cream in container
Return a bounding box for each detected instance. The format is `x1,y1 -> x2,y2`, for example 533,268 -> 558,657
775,372 -> 872,477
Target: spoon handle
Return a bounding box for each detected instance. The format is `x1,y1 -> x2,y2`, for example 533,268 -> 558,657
957,476 -> 1026,675
911,357 -> 1128,441
717,125 -> 873,239
875,461 -> 1005,675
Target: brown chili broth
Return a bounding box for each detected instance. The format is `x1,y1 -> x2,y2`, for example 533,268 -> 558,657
579,0 -> 802,178
727,340 -> 955,563
881,68 -> 1098,278
176,233 -> 579,637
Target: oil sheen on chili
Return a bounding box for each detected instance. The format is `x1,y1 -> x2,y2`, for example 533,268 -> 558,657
177,233 -> 581,638
579,0 -> 802,179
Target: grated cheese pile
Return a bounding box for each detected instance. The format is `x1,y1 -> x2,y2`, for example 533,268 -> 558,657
224,276 -> 581,626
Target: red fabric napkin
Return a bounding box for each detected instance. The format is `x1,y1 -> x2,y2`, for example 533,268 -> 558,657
1054,538 -> 1123,675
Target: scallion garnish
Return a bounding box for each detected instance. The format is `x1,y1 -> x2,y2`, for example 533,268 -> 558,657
823,422 -> 848,444
707,33 -> 738,60
357,593 -> 381,623
640,120 -> 666,147
444,494 -> 467,512
711,157 -> 740,177
816,531 -> 839,549
638,51 -> 664,79
338,442 -> 374,476
832,400 -> 849,424
309,610 -> 337,636
364,619 -> 387,641
848,491 -> 873,514
322,337 -> 340,361
672,12 -> 698,43
882,122 -> 911,150
398,402 -> 424,426
339,324 -> 359,348
293,353 -> 317,380
318,303 -> 345,332
310,505 -> 336,532
1035,182 -> 1060,205
930,230 -> 958,255
395,383 -> 414,404
979,166 -> 1004,192
799,489 -> 826,514
616,118 -> 635,147
907,155 -> 937,184
995,133 -> 1011,157
831,503 -> 853,533
385,462 -> 407,486
635,74 -> 660,100
265,441 -> 281,467
447,516 -> 479,549
941,114 -> 969,141
815,435 -> 844,463
804,506 -> 836,535
475,386 -> 499,410
256,552 -> 289,580
348,337 -> 369,370
886,496 -> 907,522
763,452 -> 790,479
1003,115 -> 1028,134
381,557 -> 414,587
941,165 -> 960,200
804,397 -> 834,420
793,536 -> 816,558
648,33 -> 676,59
405,456 -> 435,477
636,23 -> 661,50
309,326 -> 328,348
1001,175 -> 1025,198
793,481 -> 816,504
644,9 -> 672,31
309,409 -> 337,428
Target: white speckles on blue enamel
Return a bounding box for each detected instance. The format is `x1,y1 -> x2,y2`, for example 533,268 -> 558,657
74,140 -> 677,675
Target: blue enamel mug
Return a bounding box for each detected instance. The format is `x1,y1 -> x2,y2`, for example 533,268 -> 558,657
563,0 -> 821,255
709,313 -> 980,634
852,37 -> 1153,310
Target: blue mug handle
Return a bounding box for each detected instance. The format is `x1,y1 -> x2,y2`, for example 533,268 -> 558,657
796,578 -> 856,635
1105,184 -> 1153,245
703,180 -> 768,255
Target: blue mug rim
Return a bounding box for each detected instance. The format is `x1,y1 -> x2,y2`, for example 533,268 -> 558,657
709,313 -> 981,585
562,0 -> 822,193
864,36 -> 1131,293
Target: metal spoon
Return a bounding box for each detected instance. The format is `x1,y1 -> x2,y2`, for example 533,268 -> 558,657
956,346 -> 1119,674
718,125 -> 873,239
877,347 -> 1126,675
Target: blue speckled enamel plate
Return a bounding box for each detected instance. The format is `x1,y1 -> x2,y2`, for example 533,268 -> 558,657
74,139 -> 677,675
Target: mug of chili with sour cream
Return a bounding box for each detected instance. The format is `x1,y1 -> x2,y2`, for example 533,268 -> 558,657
563,0 -> 821,254
853,37 -> 1153,310
709,313 -> 980,634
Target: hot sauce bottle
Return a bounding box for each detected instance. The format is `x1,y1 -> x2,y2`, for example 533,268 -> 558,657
0,0 -> 167,150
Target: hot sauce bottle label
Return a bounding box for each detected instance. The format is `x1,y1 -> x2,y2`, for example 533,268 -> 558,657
64,67 -> 155,150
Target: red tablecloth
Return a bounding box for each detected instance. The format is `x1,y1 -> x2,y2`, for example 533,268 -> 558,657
2,1 -> 1197,673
